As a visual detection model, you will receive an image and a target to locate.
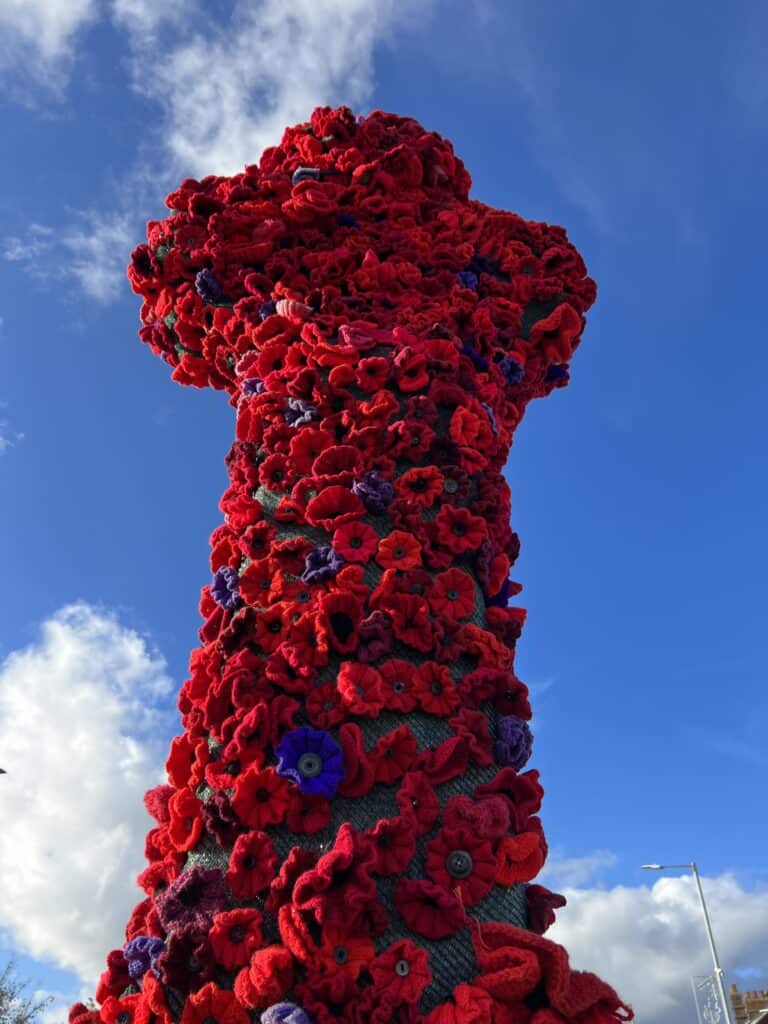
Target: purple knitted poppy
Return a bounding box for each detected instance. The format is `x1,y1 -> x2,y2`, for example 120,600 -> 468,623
123,935 -> 164,980
242,376 -> 267,396
261,1003 -> 314,1024
284,397 -> 318,427
155,866 -> 228,935
301,545 -> 344,584
352,470 -> 394,515
500,355 -> 525,385
211,566 -> 241,610
495,715 -> 533,772
275,726 -> 344,798
194,268 -> 224,305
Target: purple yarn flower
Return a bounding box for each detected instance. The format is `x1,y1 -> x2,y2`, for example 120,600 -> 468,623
545,364 -> 569,383
211,566 -> 241,610
194,268 -> 224,304
352,470 -> 394,515
302,545 -> 344,583
480,401 -> 498,436
460,342 -> 489,372
468,253 -> 504,279
124,936 -> 165,980
261,1003 -> 315,1024
155,866 -> 228,935
457,270 -> 478,290
242,376 -> 267,396
495,715 -> 533,771
284,397 -> 318,427
275,726 -> 344,798
486,577 -> 512,608
337,212 -> 360,229
259,300 -> 277,321
500,355 -> 525,385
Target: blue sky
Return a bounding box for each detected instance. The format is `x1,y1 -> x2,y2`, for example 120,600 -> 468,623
1,2 -> 767,1021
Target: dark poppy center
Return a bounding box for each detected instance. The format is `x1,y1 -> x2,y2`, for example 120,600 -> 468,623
333,946 -> 349,964
255,788 -> 270,802
430,681 -> 443,695
393,681 -> 405,693
268,620 -> 281,633
349,536 -> 362,548
330,612 -> 354,642
242,854 -> 258,869
229,925 -> 247,943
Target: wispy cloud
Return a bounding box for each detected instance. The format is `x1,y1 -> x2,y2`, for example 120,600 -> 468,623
0,604 -> 174,983
3,213 -> 136,304
540,847 -> 618,888
0,419 -> 24,455
0,0 -> 99,97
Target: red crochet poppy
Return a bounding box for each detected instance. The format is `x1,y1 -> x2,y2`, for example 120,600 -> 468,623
414,662 -> 459,716
332,520 -> 378,562
394,877 -> 466,939
209,908 -> 264,969
394,465 -> 444,507
496,829 -> 547,885
377,530 -> 423,571
166,787 -> 204,852
435,505 -> 488,554
226,829 -> 278,898
370,724 -> 419,785
377,658 -> 418,713
430,568 -> 476,619
396,771 -> 441,835
370,939 -> 432,1005
234,944 -> 294,1011
305,486 -> 365,530
365,814 -> 417,875
425,826 -> 497,906
337,662 -> 384,716
317,925 -> 376,980
292,822 -> 379,928
319,590 -> 363,654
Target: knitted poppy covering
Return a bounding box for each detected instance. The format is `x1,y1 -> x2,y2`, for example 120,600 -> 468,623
69,108 -> 633,1024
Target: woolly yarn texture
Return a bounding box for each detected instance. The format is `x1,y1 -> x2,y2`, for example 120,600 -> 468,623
69,107 -> 633,1024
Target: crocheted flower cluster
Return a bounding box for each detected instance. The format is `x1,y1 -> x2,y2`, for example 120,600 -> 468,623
69,107 -> 630,1024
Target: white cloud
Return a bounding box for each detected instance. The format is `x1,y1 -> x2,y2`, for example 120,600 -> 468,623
0,604 -> 175,984
0,0 -> 99,90
549,873 -> 768,1024
0,420 -> 24,454
119,0 -> 433,176
2,214 -> 135,304
539,848 -> 618,888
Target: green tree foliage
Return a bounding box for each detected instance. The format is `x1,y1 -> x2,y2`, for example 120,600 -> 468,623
0,961 -> 52,1024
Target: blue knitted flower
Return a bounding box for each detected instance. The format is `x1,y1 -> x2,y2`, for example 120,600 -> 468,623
352,471 -> 394,515
275,726 -> 344,798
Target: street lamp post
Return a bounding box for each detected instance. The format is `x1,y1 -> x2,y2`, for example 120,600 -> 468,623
642,862 -> 732,1024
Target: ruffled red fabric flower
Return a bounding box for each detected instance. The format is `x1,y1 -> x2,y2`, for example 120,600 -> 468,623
226,830 -> 278,898
166,787 -> 204,852
434,505 -> 488,554
305,486 -> 365,530
394,877 -> 466,939
209,908 -> 264,969
332,520 -> 378,562
233,944 -> 294,1010
414,662 -> 460,716
495,829 -> 547,885
365,814 -> 418,875
430,568 -> 476,619
232,766 -> 291,829
370,939 -> 432,1005
337,662 -> 384,716
377,530 -> 423,571
425,826 -> 497,906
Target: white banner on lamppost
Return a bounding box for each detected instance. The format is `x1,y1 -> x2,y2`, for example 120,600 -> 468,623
692,974 -> 726,1024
